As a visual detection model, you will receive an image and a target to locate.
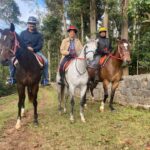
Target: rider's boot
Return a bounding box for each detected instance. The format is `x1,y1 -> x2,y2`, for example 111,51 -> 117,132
58,71 -> 65,85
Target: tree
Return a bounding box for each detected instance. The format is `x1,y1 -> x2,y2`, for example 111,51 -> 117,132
90,0 -> 96,38
0,0 -> 20,23
120,0 -> 129,75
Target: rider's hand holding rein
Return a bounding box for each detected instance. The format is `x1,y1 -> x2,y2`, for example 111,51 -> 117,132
27,46 -> 34,52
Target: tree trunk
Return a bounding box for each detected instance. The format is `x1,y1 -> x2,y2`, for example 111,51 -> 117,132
121,0 -> 129,76
81,12 -> 84,43
90,0 -> 96,38
47,40 -> 51,81
103,0 -> 109,37
62,1 -> 67,38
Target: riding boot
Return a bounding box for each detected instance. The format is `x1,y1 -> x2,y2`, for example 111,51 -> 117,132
94,69 -> 99,83
58,71 -> 65,85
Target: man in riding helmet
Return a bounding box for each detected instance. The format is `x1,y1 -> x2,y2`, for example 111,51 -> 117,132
7,16 -> 50,86
89,27 -> 112,82
58,25 -> 83,85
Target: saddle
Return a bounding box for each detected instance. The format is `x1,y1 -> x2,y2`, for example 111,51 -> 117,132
13,54 -> 45,68
99,55 -> 110,67
34,54 -> 45,67
63,60 -> 73,71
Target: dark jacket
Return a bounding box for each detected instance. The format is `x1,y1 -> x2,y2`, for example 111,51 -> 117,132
96,37 -> 112,56
20,29 -> 43,53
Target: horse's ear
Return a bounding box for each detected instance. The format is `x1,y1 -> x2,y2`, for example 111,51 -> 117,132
10,23 -> 15,32
116,37 -> 121,43
0,29 -> 3,33
96,39 -> 99,43
85,36 -> 90,42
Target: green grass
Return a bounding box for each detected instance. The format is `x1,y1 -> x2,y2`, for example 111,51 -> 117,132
0,87 -> 150,149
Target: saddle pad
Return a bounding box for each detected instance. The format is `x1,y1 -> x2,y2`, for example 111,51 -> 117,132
63,60 -> 72,71
34,54 -> 45,67
99,55 -> 107,65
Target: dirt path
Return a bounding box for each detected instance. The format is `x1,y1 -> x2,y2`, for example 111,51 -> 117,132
0,88 -> 49,150
0,86 -> 150,150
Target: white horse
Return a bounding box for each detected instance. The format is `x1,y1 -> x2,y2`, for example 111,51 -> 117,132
56,38 -> 98,123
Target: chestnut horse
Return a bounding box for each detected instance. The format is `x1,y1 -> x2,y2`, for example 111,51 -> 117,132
87,39 -> 131,112
0,23 -> 42,129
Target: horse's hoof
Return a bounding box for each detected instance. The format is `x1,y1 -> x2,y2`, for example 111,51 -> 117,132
81,118 -> 86,123
64,108 -> 67,113
15,119 -> 21,130
100,107 -> 104,112
59,111 -> 63,115
91,97 -> 95,102
21,108 -> 25,117
84,104 -> 88,109
110,106 -> 115,112
70,119 -> 75,123
110,108 -> 116,112
70,116 -> 74,123
34,121 -> 39,127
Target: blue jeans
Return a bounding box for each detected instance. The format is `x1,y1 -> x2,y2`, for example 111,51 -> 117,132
8,51 -> 49,83
9,60 -> 16,80
36,51 -> 49,83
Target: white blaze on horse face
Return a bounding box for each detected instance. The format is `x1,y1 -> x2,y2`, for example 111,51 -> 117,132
3,35 -> 7,41
85,36 -> 90,42
123,43 -> 128,50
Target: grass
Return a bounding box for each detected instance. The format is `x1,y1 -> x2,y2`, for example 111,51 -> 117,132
0,87 -> 150,149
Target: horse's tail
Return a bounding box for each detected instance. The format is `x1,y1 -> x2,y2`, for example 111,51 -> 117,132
27,86 -> 34,102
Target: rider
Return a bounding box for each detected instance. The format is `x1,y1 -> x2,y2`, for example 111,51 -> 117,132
7,16 -> 50,86
58,25 -> 83,85
89,27 -> 112,82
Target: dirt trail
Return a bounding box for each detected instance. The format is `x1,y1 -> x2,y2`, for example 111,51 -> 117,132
0,88 -> 49,150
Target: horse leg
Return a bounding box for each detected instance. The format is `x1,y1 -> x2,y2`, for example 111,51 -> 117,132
90,87 -> 95,102
16,84 -> 25,129
80,85 -> 87,123
69,86 -> 75,123
58,84 -> 65,114
64,87 -> 69,113
32,84 -> 39,126
109,81 -> 119,111
21,95 -> 26,117
100,80 -> 109,112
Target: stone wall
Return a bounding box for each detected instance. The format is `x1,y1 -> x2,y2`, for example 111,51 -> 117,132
85,74 -> 150,109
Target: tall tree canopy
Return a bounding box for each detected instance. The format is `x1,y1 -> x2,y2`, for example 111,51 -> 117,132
0,0 -> 20,23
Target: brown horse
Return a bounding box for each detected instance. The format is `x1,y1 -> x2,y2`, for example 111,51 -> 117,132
0,23 -> 42,129
87,39 -> 131,112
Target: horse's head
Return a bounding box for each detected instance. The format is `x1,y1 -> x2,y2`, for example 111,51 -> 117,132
84,37 -> 98,62
117,39 -> 131,65
0,23 -> 16,64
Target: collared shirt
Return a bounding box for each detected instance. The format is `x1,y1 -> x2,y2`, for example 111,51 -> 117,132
68,39 -> 75,55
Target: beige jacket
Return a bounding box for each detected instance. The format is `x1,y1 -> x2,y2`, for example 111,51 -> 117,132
60,37 -> 83,59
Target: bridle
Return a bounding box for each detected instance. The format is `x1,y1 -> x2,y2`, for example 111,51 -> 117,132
75,44 -> 96,75
109,42 -> 129,61
10,32 -> 20,55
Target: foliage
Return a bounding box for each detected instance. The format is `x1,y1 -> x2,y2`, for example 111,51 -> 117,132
42,15 -> 62,80
0,0 -> 20,23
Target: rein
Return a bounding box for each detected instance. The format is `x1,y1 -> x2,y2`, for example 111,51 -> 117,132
10,32 -> 20,55
75,47 -> 96,75
109,45 -> 123,61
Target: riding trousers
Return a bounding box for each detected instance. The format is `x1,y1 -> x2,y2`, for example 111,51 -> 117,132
59,55 -> 73,74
